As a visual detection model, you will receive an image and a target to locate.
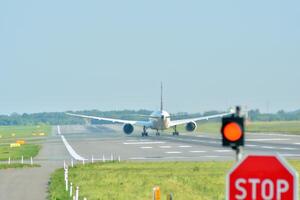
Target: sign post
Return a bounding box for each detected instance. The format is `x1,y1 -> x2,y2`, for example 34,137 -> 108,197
227,155 -> 298,200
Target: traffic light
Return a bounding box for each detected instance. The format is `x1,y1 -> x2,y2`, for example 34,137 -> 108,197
221,114 -> 245,149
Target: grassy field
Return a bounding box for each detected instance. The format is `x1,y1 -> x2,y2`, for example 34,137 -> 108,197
0,163 -> 40,169
49,161 -> 300,200
173,121 -> 300,134
0,125 -> 51,161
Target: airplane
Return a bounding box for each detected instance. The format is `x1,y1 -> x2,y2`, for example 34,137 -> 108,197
66,84 -> 234,137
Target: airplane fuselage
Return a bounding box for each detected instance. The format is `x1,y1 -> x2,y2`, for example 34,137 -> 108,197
149,110 -> 171,130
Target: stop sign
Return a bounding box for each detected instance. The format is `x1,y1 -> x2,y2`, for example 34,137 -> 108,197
227,155 -> 298,200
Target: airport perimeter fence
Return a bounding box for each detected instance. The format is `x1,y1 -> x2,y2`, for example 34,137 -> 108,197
62,153 -> 122,200
62,155 -> 174,200
3,155 -> 35,166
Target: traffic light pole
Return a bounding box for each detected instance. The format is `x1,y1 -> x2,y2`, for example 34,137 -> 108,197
235,146 -> 243,162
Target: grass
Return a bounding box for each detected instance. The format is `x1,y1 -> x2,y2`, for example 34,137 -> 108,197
174,121 -> 300,134
49,161 -> 300,200
0,163 -> 40,169
0,125 -> 51,161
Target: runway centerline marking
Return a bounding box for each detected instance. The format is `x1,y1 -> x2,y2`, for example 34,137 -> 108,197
190,150 -> 206,153
165,151 -> 182,154
279,147 -> 298,150
123,141 -> 165,145
245,144 -> 258,147
160,146 -> 171,148
179,145 -> 192,148
261,146 -> 275,149
214,149 -> 232,153
140,146 -> 153,149
247,138 -> 290,141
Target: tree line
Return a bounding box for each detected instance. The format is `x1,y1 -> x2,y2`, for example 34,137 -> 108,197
0,109 -> 299,126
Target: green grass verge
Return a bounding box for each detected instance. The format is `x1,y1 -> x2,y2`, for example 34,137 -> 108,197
49,161 -> 300,200
174,121 -> 300,134
0,163 -> 40,169
0,125 -> 51,161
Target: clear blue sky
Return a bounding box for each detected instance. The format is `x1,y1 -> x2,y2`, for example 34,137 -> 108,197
0,0 -> 299,114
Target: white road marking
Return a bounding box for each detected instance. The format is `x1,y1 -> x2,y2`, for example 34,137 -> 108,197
59,132 -> 85,161
207,141 -> 218,144
247,138 -> 290,141
140,146 -> 153,149
280,154 -> 300,157
204,155 -> 221,158
245,144 -> 257,147
160,146 -> 172,148
57,126 -> 61,135
214,150 -> 232,153
179,145 -> 192,148
165,151 -> 182,154
123,141 -> 165,145
279,147 -> 298,150
129,155 -> 231,160
261,146 -> 275,149
190,150 -> 206,153
251,133 -> 300,138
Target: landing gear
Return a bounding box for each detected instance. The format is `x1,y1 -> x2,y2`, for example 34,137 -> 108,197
156,130 -> 160,136
173,125 -> 179,136
141,126 -> 148,137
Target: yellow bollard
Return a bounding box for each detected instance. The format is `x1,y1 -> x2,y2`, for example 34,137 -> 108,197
153,186 -> 160,200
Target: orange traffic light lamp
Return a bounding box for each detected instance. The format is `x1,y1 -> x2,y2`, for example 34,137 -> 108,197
221,114 -> 245,148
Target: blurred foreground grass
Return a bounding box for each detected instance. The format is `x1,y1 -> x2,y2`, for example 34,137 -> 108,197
49,161 -> 300,200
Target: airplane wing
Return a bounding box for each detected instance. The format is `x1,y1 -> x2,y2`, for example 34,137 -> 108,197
169,112 -> 233,127
66,113 -> 152,127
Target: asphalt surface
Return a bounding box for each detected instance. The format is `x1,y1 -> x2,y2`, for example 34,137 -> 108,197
1,124 -> 300,200
60,125 -> 300,163
0,127 -> 68,200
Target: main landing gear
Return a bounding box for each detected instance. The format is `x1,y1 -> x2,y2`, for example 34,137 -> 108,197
173,125 -> 179,136
156,130 -> 160,136
141,126 -> 148,137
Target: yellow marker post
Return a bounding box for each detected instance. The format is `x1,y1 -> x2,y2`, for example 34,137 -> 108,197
153,186 -> 160,200
10,143 -> 21,148
16,140 -> 25,145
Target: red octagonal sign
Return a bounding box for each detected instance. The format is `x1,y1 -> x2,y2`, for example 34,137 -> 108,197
227,155 -> 298,200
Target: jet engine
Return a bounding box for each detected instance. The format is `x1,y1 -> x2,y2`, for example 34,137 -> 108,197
185,121 -> 197,132
123,124 -> 134,134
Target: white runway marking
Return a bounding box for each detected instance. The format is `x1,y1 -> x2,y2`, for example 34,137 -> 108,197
165,151 -> 182,154
204,155 -> 221,158
140,146 -> 153,149
129,155 -> 230,160
59,126 -> 85,161
280,154 -> 300,157
214,150 -> 232,153
179,145 -> 192,148
261,146 -> 275,149
160,146 -> 171,148
293,143 -> 300,145
245,144 -> 258,147
57,126 -> 61,135
123,141 -> 165,145
279,147 -> 298,151
247,138 -> 290,141
190,150 -> 206,153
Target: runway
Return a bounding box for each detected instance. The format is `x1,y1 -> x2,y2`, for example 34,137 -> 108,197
58,125 -> 300,162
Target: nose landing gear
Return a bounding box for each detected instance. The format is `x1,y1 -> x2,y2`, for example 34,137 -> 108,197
173,125 -> 179,136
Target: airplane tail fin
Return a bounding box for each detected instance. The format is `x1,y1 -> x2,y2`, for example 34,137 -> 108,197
160,82 -> 163,112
